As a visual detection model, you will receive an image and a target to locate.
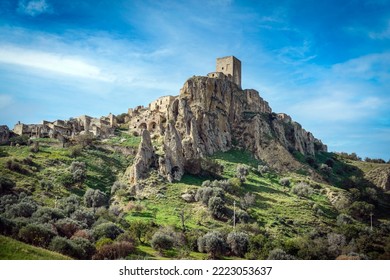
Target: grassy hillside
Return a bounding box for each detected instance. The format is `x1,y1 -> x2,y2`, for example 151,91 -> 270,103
0,235 -> 71,260
1,137 -> 390,260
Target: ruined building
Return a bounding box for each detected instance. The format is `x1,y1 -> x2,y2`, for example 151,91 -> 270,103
208,56 -> 242,88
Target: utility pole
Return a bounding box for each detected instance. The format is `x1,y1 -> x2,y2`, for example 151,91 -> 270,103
233,201 -> 236,231
370,213 -> 373,231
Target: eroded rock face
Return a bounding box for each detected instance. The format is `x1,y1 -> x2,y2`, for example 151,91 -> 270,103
366,166 -> 390,191
127,76 -> 327,184
0,125 -> 10,144
124,129 -> 156,184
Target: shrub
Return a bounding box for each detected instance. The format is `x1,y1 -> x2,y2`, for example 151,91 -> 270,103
49,236 -> 81,258
70,161 -> 86,183
7,201 -> 38,218
327,233 -> 346,257
208,196 -> 226,219
84,189 -> 108,208
258,164 -> 269,175
55,218 -> 83,238
93,241 -> 134,260
93,222 -> 123,240
71,237 -> 96,259
227,231 -> 249,257
236,209 -> 250,223
319,163 -> 332,175
240,192 -> 256,210
291,182 -> 313,198
197,231 -> 226,259
69,145 -> 83,158
0,177 -> 16,194
267,248 -> 296,260
195,187 -> 225,205
71,209 -> 96,227
236,164 -> 249,182
0,194 -> 18,212
279,177 -> 291,187
18,223 -> 56,247
347,201 -> 375,220
325,158 -> 334,167
0,215 -> 17,236
9,135 -> 29,145
58,194 -> 81,215
32,207 -> 65,224
30,141 -> 39,153
111,181 -> 127,195
151,231 -> 174,252
56,172 -> 74,188
5,159 -> 28,174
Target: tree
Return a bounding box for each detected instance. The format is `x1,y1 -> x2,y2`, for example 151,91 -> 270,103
18,224 -> 56,247
151,231 -> 174,253
83,189 -> 108,208
279,177 -> 291,187
208,196 -> 226,219
70,161 -> 87,184
291,182 -> 313,198
129,220 -> 154,244
236,164 -> 249,182
197,231 -> 226,259
267,248 -> 296,260
227,231 -> 249,257
93,222 -> 123,240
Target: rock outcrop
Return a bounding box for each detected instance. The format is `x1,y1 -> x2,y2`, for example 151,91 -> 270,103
0,125 -> 10,144
366,166 -> 390,191
124,129 -> 156,184
126,75 -> 327,184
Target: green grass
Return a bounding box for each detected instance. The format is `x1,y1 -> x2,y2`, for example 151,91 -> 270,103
103,131 -> 141,148
0,235 -> 71,260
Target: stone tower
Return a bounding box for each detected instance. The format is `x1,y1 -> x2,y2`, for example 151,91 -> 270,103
216,56 -> 241,88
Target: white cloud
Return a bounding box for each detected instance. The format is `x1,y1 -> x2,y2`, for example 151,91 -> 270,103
17,0 -> 52,17
0,94 -> 13,109
0,45 -> 114,82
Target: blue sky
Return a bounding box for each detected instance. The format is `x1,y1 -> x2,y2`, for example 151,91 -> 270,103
0,0 -> 389,159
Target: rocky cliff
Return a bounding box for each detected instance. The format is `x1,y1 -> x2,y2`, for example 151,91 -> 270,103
126,76 -> 327,183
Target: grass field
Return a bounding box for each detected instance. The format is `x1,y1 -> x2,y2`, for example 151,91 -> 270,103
0,235 -> 71,260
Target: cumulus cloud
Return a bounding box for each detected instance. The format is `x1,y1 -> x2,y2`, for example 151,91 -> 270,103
17,0 -> 52,17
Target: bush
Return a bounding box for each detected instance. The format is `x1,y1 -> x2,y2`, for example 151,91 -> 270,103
0,216 -> 17,236
291,182 -> 313,198
84,189 -> 108,208
71,237 -> 96,259
58,194 -> 80,215
151,231 -> 174,252
55,218 -> 83,238
7,201 -> 38,218
93,222 -> 123,240
227,231 -> 249,257
93,241 -> 134,260
327,233 -> 346,257
69,145 -> 83,158
71,209 -> 96,227
347,201 -> 375,220
70,161 -> 86,183
258,164 -> 269,175
0,194 -> 18,212
197,231 -> 226,259
9,135 -> 29,145
236,164 -> 249,182
195,187 -> 225,205
240,192 -> 256,210
111,181 -> 127,195
319,163 -> 332,175
56,172 -> 74,188
18,223 -> 56,247
32,207 -> 65,223
208,196 -> 226,219
49,236 -> 81,258
5,159 -> 29,174
236,209 -> 250,223
0,177 -> 16,194
267,248 -> 296,260
279,177 -> 291,187
30,141 -> 39,153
